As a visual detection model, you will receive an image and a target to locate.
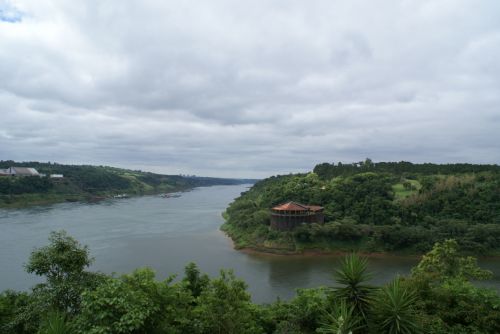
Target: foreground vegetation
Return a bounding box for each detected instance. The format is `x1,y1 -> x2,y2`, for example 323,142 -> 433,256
1,231 -> 499,333
223,160 -> 500,255
0,160 -> 254,208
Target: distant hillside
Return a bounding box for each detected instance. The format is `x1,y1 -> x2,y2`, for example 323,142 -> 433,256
222,160 -> 500,255
0,160 -> 256,208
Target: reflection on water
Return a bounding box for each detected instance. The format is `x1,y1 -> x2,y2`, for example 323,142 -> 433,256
0,184 -> 499,303
245,253 -> 418,301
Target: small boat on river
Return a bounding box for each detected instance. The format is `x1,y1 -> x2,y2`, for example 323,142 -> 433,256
160,193 -> 181,198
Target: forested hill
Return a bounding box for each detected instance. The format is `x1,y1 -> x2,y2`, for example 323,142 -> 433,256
313,160 -> 500,178
222,160 -> 500,255
0,160 -> 256,208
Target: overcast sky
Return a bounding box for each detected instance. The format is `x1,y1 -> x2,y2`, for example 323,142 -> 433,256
1,1 -> 499,178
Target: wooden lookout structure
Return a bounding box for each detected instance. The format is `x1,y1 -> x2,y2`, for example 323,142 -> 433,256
270,201 -> 324,230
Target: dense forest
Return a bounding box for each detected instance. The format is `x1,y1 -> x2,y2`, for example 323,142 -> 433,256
223,160 -> 500,255
1,231 -> 499,333
0,161 -> 255,208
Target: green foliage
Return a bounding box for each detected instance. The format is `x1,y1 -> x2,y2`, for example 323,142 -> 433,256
409,240 -> 500,334
257,287 -> 329,333
25,231 -> 102,314
37,311 -> 72,334
0,290 -> 31,334
325,172 -> 396,224
75,272 -> 156,333
400,174 -> 500,228
332,254 -> 376,324
26,231 -> 93,280
313,161 -> 500,179
223,161 -> 500,255
426,278 -> 500,333
75,267 -> 196,334
193,270 -> 263,334
72,168 -> 131,192
412,239 -> 492,282
0,176 -> 53,195
392,180 -> 420,200
288,288 -> 328,331
183,262 -> 210,299
317,300 -> 362,334
372,278 -> 420,334
3,232 -> 500,334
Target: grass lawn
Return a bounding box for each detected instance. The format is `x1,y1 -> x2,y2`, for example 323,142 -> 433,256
392,179 -> 421,200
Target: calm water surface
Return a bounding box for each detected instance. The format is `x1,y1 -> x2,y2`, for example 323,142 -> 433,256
1,184 -> 499,303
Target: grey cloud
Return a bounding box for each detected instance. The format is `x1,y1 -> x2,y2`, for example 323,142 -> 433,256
1,0 -> 500,178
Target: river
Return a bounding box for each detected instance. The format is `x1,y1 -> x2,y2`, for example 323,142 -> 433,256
1,184 -> 499,303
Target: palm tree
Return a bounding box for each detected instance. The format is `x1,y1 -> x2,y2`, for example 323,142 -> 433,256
38,311 -> 72,334
317,299 -> 362,334
373,277 -> 421,334
332,254 -> 376,324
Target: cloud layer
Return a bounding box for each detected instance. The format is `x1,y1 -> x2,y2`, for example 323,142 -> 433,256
1,0 -> 499,177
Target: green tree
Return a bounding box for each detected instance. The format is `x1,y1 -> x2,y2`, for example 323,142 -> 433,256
74,268 -> 194,334
332,254 -> 376,325
25,230 -> 102,314
410,239 -> 500,333
286,288 -> 328,332
3,232 -> 103,333
183,263 -> 210,299
317,299 -> 362,334
412,239 -> 492,282
75,275 -> 155,333
38,311 -> 72,334
0,290 -> 32,334
193,270 -> 263,334
372,278 -> 420,334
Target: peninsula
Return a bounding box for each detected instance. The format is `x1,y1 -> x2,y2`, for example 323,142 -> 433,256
222,160 -> 500,256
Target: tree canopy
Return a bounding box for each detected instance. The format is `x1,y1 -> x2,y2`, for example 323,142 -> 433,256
2,232 -> 499,333
223,161 -> 500,255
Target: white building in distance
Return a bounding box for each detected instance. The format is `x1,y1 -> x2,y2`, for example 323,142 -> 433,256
0,167 -> 40,176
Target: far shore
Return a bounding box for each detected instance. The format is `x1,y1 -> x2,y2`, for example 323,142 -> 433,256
0,187 -> 192,210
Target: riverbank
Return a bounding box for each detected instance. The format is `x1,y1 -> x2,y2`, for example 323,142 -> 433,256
0,193 -> 82,209
220,222 -> 385,255
0,161 -> 256,209
0,186 -> 192,209
237,245 -> 422,258
228,236 -> 500,258
221,222 -> 500,258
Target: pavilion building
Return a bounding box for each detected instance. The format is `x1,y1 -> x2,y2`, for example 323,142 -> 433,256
270,201 -> 324,230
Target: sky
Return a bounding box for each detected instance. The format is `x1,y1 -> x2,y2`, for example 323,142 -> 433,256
1,0 -> 499,178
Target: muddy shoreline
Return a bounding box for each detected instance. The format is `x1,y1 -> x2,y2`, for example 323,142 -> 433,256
237,246 -> 423,259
